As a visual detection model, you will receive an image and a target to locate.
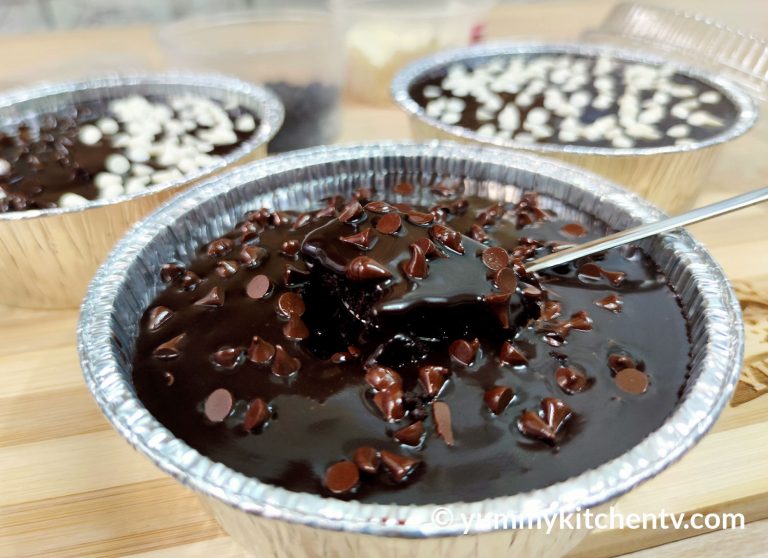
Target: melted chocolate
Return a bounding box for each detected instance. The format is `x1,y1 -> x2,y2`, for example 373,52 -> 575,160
132,187 -> 691,504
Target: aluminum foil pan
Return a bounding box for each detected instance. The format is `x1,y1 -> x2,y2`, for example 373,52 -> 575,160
391,42 -> 758,213
0,72 -> 284,308
78,142 -> 743,557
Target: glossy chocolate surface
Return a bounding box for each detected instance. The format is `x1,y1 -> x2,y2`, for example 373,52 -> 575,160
132,186 -> 690,504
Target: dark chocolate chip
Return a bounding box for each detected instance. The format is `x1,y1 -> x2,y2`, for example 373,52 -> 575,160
429,224 -> 464,254
555,366 -> 588,394
324,460 -> 360,495
431,182 -> 459,197
243,398 -> 270,431
484,292 -> 512,328
283,264 -> 311,287
418,365 -> 448,397
365,365 -> 402,390
493,267 -> 517,293
345,256 -> 392,282
147,306 -> 173,331
239,245 -> 268,268
271,345 -> 301,377
204,388 -> 233,423
211,346 -> 244,369
568,310 -> 593,331
615,368 -> 649,394
162,371 -> 175,386
364,201 -> 395,214
315,205 -> 336,219
540,300 -> 562,321
339,228 -> 376,250
375,212 -> 402,235
214,260 -> 239,278
291,213 -> 312,230
393,421 -> 424,446
560,223 -> 588,237
160,262 -> 185,284
432,401 -> 454,446
283,316 -> 310,340
481,246 -> 510,271
207,238 -> 234,257
247,336 -> 275,365
608,354 -> 636,372
499,341 -> 527,366
380,451 -> 420,483
542,397 -> 571,432
414,237 -> 445,258
578,262 -> 603,281
521,284 -> 543,300
393,182 -> 414,195
246,275 -> 271,299
602,269 -> 626,286
352,446 -> 380,474
281,239 -> 300,257
338,200 -> 364,223
449,338 -> 479,366
153,333 -> 186,360
469,224 -> 488,242
595,293 -> 623,312
517,410 -> 555,443
403,243 -> 428,280
277,292 -> 306,317
372,386 -> 405,421
484,386 -> 514,415
406,211 -> 434,226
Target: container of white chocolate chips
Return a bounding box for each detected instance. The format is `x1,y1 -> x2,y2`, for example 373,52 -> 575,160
0,72 -> 283,308
392,42 -> 758,213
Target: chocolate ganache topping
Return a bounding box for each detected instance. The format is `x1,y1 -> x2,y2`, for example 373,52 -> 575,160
132,184 -> 691,504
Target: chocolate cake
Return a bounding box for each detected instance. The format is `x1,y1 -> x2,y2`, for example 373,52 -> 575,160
131,183 -> 691,505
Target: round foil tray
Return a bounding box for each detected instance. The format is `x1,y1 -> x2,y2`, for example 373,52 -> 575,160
78,142 -> 743,555
0,72 -> 284,308
391,42 -> 759,213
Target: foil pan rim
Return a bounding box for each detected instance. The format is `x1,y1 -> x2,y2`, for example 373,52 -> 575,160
391,41 -> 758,157
0,71 -> 284,222
77,141 -> 744,537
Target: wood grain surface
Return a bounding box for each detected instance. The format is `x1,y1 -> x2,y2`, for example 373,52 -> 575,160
2,1 -> 768,556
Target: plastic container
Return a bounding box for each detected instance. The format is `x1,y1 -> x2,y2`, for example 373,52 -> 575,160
159,8 -> 343,152
339,0 -> 496,104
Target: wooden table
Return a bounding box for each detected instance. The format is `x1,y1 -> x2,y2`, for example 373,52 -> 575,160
2,2 -> 768,556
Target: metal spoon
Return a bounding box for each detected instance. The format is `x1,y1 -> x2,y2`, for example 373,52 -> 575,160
525,187 -> 768,274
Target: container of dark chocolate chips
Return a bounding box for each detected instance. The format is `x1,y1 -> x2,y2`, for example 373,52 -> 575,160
0,72 -> 283,308
392,8 -> 765,213
79,142 -> 743,557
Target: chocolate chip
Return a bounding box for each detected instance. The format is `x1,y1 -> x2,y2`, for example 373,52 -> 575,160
283,316 -> 310,340
578,262 -> 603,281
375,213 -> 402,235
353,187 -> 373,201
568,310 -> 593,331
207,238 -> 233,257
403,243 -> 428,280
429,224 -> 464,254
365,365 -> 402,390
431,182 -> 459,197
162,371 -> 175,386
245,208 -> 271,225
418,365 -> 448,397
339,228 -> 376,250
345,256 -> 392,282
247,336 -> 275,365
246,275 -> 271,299
291,213 -> 312,230
432,401 -> 454,446
353,446 -> 380,474
380,451 -> 420,483
392,202 -> 414,212
555,366 -> 588,394
469,224 -> 489,242
602,269 -> 626,286
240,245 -> 268,268
153,333 -> 186,360
482,247 -> 510,271
239,222 -> 261,243
542,397 -> 571,432
393,421 -> 424,446
277,292 -> 305,317
243,398 -> 270,431
315,205 -> 336,219
281,240 -> 300,257
338,200 -> 364,223
160,262 -> 185,284
414,237 -> 444,258
364,201 -> 395,213
372,386 -> 405,421
449,338 -> 479,366
560,223 -> 588,237
499,341 -> 527,366
484,386 -> 514,414
484,292 -> 512,328
270,211 -> 289,227
213,260 -> 238,278
517,397 -> 571,443
271,345 -> 301,377
615,368 -> 649,394
493,267 -> 517,293
608,354 -> 636,372
406,211 -> 434,226
204,388 -> 233,423
595,293 -> 623,312
211,346 -> 243,369
147,306 -> 173,331
393,182 -> 414,195
521,284 -> 543,300
283,264 -> 311,287
540,300 -> 562,321
330,351 -> 355,363
324,460 -> 360,495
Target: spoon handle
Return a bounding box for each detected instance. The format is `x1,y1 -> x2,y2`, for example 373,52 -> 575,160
526,187 -> 768,273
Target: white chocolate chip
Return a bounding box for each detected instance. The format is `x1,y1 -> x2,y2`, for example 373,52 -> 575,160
78,125 -> 102,145
234,114 -> 256,133
131,163 -> 154,176
58,192 -> 89,208
687,110 -> 724,127
476,123 -> 497,137
125,176 -> 150,194
699,91 -> 722,104
667,124 -> 690,138
0,158 -> 10,175
105,154 -> 131,175
497,105 -> 520,131
94,172 -> 123,190
611,136 -> 635,148
98,183 -> 124,200
97,117 -> 120,135
440,112 -> 462,125
423,85 -> 442,99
